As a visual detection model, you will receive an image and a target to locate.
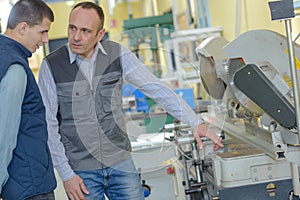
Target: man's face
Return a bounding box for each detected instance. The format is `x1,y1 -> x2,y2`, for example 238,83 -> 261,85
68,7 -> 105,59
22,17 -> 52,53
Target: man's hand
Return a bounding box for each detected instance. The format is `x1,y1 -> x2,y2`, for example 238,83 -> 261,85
193,123 -> 224,151
63,174 -> 89,200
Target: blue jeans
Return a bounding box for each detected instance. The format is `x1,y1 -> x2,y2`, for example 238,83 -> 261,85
75,156 -> 144,200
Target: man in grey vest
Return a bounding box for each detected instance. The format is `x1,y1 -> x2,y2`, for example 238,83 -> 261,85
38,1 -> 223,200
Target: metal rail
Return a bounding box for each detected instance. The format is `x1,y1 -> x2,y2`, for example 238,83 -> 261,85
202,114 -> 286,160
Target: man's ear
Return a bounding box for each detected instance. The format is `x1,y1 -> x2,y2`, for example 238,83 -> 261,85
98,28 -> 106,42
17,22 -> 28,35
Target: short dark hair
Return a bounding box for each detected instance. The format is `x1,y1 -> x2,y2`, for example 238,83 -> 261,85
72,1 -> 105,30
7,0 -> 54,29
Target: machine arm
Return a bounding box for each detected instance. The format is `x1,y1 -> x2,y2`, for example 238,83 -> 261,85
233,63 -> 296,129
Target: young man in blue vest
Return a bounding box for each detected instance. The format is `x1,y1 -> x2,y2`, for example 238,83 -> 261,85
0,0 -> 56,199
38,1 -> 223,200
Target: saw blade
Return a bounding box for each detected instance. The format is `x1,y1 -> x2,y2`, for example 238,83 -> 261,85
198,55 -> 226,100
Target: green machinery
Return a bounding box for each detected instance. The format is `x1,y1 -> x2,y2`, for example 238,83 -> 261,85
123,13 -> 176,133
123,13 -> 174,51
123,13 -> 175,78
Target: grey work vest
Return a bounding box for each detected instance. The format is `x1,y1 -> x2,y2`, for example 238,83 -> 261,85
45,41 -> 131,170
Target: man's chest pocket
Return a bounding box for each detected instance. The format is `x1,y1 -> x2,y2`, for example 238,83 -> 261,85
97,72 -> 122,113
57,81 -> 92,120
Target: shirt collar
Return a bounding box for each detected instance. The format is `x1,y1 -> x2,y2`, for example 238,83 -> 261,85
67,42 -> 107,64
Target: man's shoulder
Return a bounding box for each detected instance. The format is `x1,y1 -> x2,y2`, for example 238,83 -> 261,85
45,45 -> 68,60
101,39 -> 122,48
44,45 -> 70,71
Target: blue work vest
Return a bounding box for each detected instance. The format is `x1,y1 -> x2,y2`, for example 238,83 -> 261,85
0,35 -> 56,200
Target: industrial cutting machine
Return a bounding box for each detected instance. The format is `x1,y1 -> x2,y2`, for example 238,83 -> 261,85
194,29 -> 300,200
